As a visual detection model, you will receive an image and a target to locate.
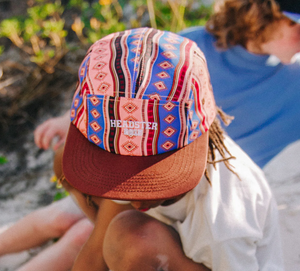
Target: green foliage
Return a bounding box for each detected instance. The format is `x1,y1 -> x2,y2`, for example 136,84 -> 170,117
184,4 -> 213,27
67,0 -> 89,9
0,156 -> 8,165
0,0 -> 212,73
0,0 -> 67,74
50,175 -> 69,201
70,0 -> 212,45
0,18 -> 24,47
145,0 -> 212,32
0,46 -> 4,55
27,2 -> 64,21
71,0 -> 126,44
23,18 -> 41,41
53,190 -> 69,201
0,18 -> 22,37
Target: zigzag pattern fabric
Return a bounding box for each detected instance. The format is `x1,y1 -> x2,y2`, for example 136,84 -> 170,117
70,27 -> 216,156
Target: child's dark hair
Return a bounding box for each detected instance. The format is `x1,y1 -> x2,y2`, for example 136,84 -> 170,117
205,107 -> 236,183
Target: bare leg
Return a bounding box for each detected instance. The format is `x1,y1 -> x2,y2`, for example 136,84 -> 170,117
0,196 -> 84,256
16,218 -> 93,271
103,210 -> 211,271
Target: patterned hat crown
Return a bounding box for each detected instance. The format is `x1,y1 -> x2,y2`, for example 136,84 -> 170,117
70,27 -> 216,157
63,28 -> 217,199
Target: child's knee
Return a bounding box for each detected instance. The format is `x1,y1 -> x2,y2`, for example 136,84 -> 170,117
65,218 -> 93,248
50,212 -> 79,237
105,210 -> 151,244
35,201 -> 82,237
103,210 -> 168,270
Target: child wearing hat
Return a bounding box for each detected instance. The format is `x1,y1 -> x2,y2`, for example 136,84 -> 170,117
59,27 -> 284,271
2,1 -> 298,268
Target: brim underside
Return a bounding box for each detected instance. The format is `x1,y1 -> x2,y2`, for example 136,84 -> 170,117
63,123 -> 208,200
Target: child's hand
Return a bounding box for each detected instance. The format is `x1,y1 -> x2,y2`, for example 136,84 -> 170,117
34,111 -> 70,150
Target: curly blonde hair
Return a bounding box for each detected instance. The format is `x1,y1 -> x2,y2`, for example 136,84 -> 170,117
206,0 -> 287,50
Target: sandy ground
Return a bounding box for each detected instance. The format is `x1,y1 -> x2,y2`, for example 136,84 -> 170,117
0,172 -> 55,271
0,142 -> 300,270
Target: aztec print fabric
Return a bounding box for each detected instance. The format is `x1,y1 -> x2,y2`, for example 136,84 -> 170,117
70,27 -> 216,156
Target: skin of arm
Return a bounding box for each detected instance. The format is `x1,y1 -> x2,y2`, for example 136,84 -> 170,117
72,199 -> 132,271
63,176 -> 211,271
64,183 -> 210,271
62,180 -> 132,271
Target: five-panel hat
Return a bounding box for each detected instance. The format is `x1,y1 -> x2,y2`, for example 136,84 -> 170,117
63,27 -> 216,200
276,0 -> 300,23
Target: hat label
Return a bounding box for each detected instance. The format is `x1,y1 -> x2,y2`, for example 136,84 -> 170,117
110,120 -> 158,130
123,128 -> 143,137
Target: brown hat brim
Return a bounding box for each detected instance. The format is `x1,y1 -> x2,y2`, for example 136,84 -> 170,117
63,123 -> 208,200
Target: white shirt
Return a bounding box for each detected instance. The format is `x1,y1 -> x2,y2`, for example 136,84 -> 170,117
146,136 -> 284,271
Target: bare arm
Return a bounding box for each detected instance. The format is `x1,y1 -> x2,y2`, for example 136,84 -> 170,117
60,177 -> 133,271
62,178 -> 210,271
71,199 -> 132,271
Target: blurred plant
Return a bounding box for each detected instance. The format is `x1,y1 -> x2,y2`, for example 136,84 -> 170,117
71,0 -> 126,44
0,18 -> 24,48
50,174 -> 69,201
0,156 -> 8,165
147,0 -> 157,29
67,0 -> 88,9
147,0 -> 212,32
70,0 -> 211,46
0,0 -> 212,71
183,2 -> 212,28
0,0 -> 68,74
